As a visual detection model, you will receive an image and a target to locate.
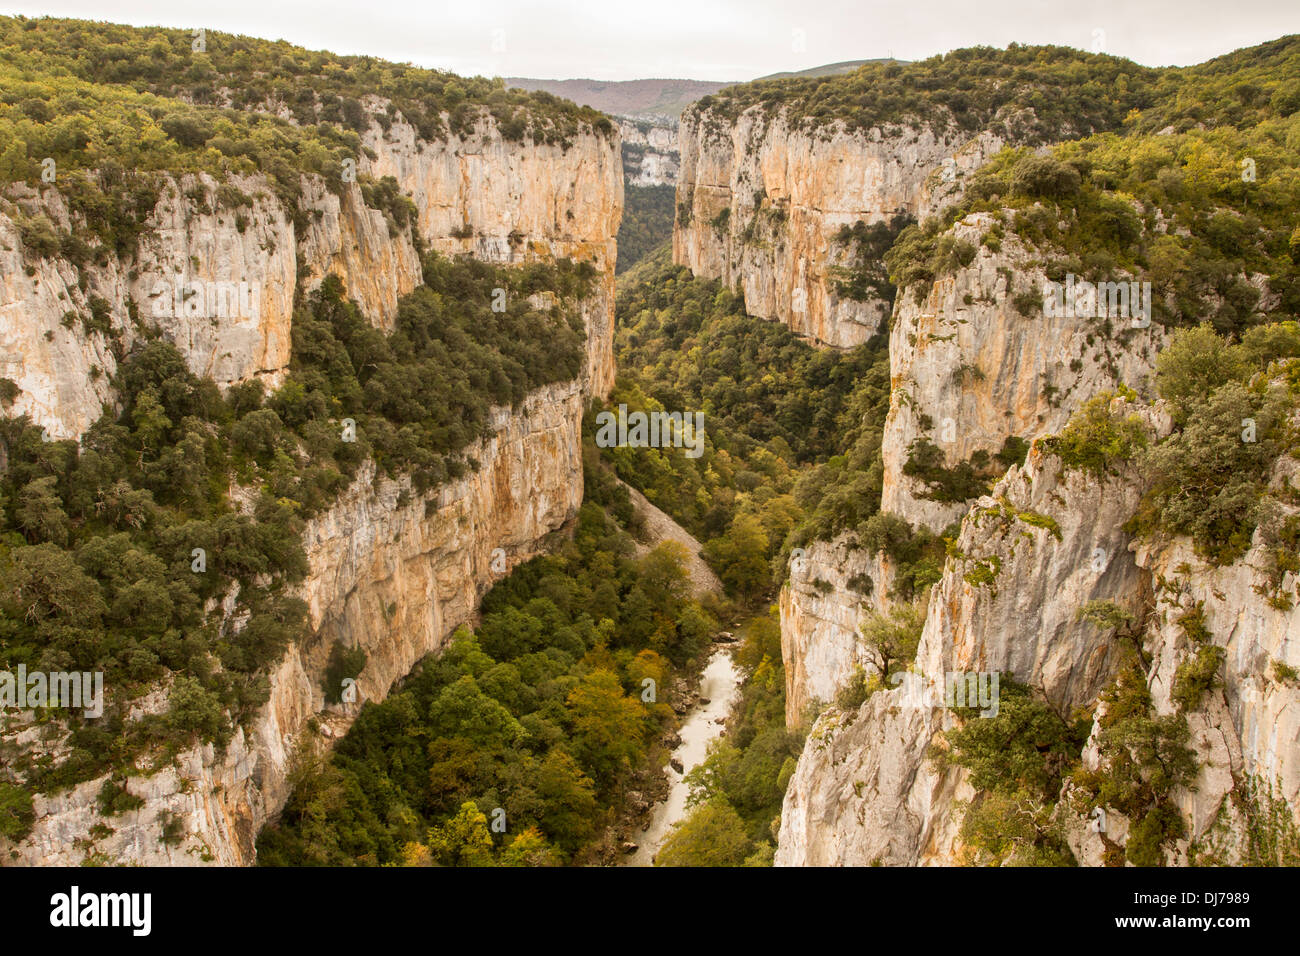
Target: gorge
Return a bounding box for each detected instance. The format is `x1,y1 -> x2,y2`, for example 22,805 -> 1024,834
1,16 -> 1299,869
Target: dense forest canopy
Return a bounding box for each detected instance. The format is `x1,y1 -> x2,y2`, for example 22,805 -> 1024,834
617,185 -> 675,274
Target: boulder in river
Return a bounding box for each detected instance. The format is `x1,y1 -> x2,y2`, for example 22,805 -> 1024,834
670,758 -> 685,774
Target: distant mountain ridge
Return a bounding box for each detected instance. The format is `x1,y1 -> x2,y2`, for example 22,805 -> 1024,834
507,61 -> 906,121
753,58 -> 900,81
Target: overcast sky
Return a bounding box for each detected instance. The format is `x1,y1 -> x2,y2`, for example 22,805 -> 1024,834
5,0 -> 1299,81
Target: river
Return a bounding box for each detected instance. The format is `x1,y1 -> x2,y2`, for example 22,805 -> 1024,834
624,644 -> 742,865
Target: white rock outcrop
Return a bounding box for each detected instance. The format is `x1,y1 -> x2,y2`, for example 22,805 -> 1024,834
880,212 -> 1164,532
778,422 -> 1300,866
619,119 -> 680,187
777,435 -> 1158,866
674,108 -> 1002,348
1,108 -> 622,865
779,535 -> 891,726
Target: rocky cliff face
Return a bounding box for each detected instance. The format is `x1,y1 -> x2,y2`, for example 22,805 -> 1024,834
2,109 -> 622,865
363,113 -> 621,397
777,428 -> 1159,865
776,419 -> 1300,866
296,175 -> 424,333
673,108 -> 1002,348
619,119 -> 680,187
880,212 -> 1164,532
1,110 -> 620,443
777,211 -> 1163,731
1071,510 -> 1300,866
1,173 -> 301,440
779,536 -> 889,726
9,379 -> 584,865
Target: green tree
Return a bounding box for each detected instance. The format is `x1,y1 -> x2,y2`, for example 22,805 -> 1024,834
858,601 -> 925,680
0,784 -> 36,841
16,475 -> 69,545
533,749 -> 600,853
425,801 -> 495,867
1155,326 -> 1250,420
567,669 -> 646,788
703,513 -> 770,599
655,799 -> 753,867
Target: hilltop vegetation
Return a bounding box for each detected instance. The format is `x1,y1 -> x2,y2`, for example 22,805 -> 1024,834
0,15 -> 611,256
695,44 -> 1161,141
692,37 -> 1300,142
0,16 -> 610,149
886,119 -> 1300,333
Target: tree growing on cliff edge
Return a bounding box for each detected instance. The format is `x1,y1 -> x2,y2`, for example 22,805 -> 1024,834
858,601 -> 925,681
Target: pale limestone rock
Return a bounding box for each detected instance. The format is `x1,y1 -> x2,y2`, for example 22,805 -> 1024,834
297,176 -> 423,331
363,115 -> 622,397
131,173 -> 298,391
2,114 -> 622,442
673,108 -> 1003,348
778,439 -> 1156,866
619,119 -> 680,187
6,380 -> 584,865
1139,530 -> 1300,860
780,212 -> 1163,741
1,111 -> 623,864
779,534 -> 893,726
2,172 -> 299,439
780,419 -> 1300,867
774,698 -> 963,866
0,188 -> 120,440
880,212 -> 1164,532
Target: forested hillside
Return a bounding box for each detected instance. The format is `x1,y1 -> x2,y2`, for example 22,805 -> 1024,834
0,253 -> 592,815
0,16 -> 620,862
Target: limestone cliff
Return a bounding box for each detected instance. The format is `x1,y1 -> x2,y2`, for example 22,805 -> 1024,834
1,108 -> 622,865
776,417 -> 1300,866
779,536 -> 889,726
619,119 -> 680,187
778,210 -> 1163,729
1068,502 -> 1300,866
880,212 -> 1163,533
673,107 -> 1002,348
777,425 -> 1160,865
363,112 -> 621,397
296,175 -> 424,333
1,109 -> 620,443
0,171 -> 420,440
8,379 -> 584,865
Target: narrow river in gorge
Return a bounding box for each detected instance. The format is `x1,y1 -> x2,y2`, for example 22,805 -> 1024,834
624,644 -> 742,866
